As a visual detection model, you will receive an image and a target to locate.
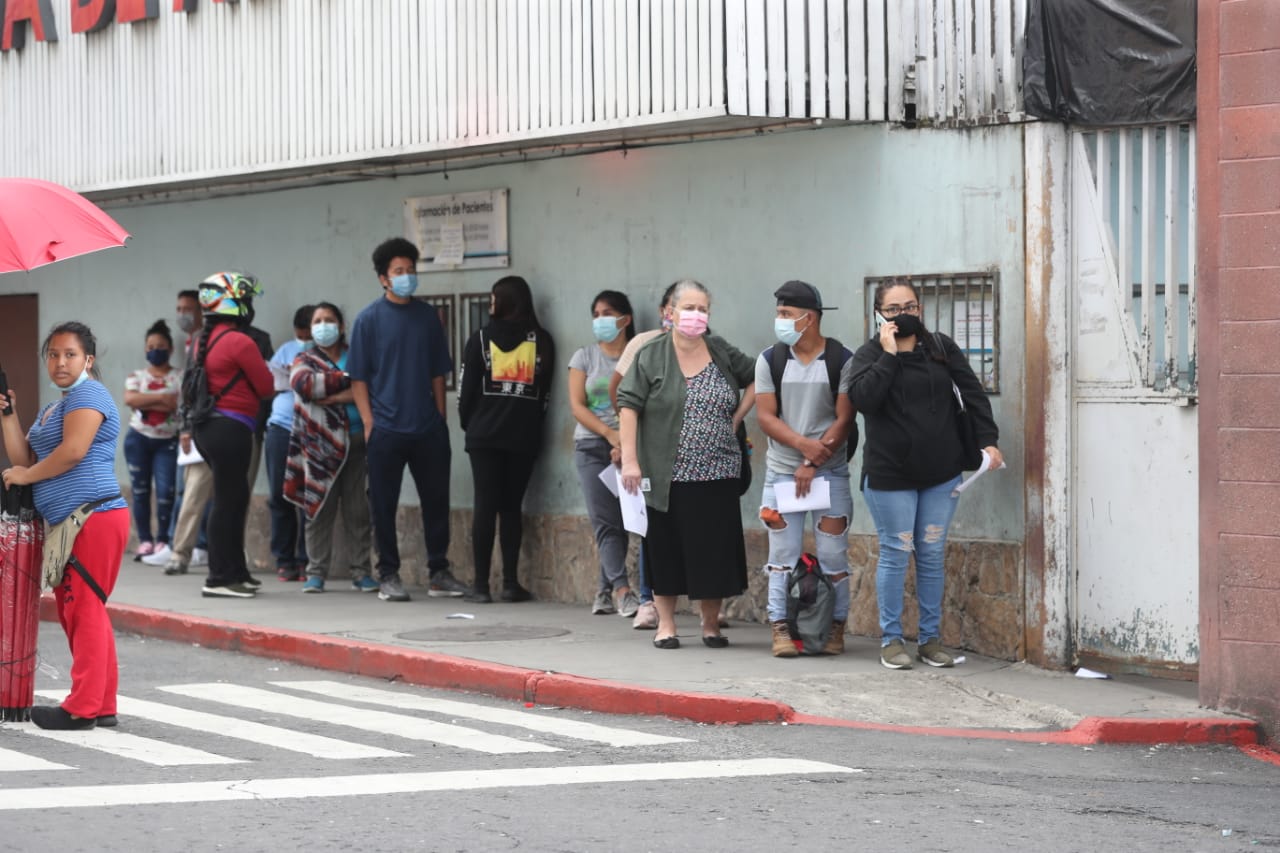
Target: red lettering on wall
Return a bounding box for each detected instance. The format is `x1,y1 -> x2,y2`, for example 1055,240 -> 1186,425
115,0 -> 156,23
1,0 -> 58,50
71,0 -> 113,33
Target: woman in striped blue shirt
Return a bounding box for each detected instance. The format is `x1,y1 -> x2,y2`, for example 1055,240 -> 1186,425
1,322 -> 129,730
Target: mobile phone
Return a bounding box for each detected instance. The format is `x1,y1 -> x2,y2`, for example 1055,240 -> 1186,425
874,312 -> 889,331
0,365 -> 10,416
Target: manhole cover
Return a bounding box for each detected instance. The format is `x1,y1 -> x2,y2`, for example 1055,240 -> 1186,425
395,625 -> 570,643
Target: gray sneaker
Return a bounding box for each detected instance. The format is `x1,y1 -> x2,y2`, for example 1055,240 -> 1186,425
591,590 -> 616,615
880,640 -> 913,670
427,569 -> 469,597
917,639 -> 955,668
378,577 -> 411,602
163,559 -> 189,576
616,589 -> 640,619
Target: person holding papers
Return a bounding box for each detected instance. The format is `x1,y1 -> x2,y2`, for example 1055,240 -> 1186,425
617,279 -> 756,650
754,281 -> 857,658
568,290 -> 641,619
848,278 -> 1002,670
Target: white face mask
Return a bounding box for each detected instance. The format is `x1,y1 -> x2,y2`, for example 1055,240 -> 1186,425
51,366 -> 91,392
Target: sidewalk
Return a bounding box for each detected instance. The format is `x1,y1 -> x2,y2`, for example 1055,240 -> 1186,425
48,562 -> 1260,745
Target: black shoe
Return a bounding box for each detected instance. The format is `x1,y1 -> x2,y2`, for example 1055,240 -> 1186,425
31,706 -> 96,730
500,583 -> 533,603
653,635 -> 680,650
702,635 -> 730,648
243,575 -> 263,588
96,715 -> 118,728
463,588 -> 493,604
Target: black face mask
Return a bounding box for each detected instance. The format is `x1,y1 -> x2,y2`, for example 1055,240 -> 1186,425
889,313 -> 924,338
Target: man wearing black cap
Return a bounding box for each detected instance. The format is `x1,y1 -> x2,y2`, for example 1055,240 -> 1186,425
755,281 -> 857,657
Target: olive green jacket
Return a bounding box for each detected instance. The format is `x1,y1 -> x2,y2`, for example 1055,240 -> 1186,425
616,333 -> 756,512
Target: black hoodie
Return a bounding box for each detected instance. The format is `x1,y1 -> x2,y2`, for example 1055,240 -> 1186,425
848,332 -> 998,491
457,318 -> 556,453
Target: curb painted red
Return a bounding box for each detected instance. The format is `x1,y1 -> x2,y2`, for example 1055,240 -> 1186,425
38,597 -> 1263,742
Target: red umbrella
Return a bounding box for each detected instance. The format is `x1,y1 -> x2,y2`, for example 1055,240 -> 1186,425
0,483 -> 42,722
0,177 -> 129,273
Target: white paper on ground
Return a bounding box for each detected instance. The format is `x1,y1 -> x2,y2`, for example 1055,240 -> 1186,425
1074,667 -> 1111,679
177,444 -> 204,467
613,468 -> 648,537
597,464 -> 620,497
951,450 -> 1007,496
774,477 -> 831,514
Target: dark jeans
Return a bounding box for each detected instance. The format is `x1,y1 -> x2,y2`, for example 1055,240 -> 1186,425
468,448 -> 537,590
193,415 -> 254,587
366,422 -> 451,581
123,429 -> 178,545
265,424 -> 308,569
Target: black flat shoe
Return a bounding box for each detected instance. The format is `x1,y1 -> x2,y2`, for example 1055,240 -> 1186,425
653,635 -> 680,649
30,706 -> 96,730
96,715 -> 118,728
702,635 -> 729,648
501,584 -> 533,602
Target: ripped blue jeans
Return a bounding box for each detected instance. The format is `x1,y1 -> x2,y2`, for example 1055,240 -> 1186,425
760,466 -> 853,622
862,474 -> 962,647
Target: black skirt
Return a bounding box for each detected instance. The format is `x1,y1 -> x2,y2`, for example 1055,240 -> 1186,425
644,479 -> 748,600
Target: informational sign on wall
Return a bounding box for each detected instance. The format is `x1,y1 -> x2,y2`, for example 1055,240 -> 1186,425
404,189 -> 510,273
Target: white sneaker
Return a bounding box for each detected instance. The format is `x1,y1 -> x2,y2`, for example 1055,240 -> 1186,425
190,547 -> 209,567
141,544 -> 173,566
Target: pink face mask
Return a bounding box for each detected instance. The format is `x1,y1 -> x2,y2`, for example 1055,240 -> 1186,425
676,310 -> 708,337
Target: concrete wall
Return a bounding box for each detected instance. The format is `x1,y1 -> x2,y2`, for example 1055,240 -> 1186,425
1,122 -> 1030,656
1197,0 -> 1280,740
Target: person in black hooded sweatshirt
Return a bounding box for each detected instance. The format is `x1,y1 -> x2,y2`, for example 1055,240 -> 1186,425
848,278 -> 1002,672
457,276 -> 556,603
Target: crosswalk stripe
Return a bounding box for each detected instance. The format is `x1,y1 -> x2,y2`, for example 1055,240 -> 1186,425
33,690 -> 407,760
159,684 -> 561,755
14,726 -> 244,766
0,758 -> 857,810
0,743 -> 72,772
275,680 -> 691,747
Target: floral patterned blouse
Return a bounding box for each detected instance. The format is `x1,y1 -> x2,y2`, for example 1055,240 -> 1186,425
671,362 -> 741,482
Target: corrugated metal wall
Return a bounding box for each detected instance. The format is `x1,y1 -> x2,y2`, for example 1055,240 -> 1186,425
0,0 -> 1026,193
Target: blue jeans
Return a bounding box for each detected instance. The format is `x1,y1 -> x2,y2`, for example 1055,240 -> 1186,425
123,429 -> 178,545
760,466 -> 853,622
366,422 -> 451,580
265,424 -> 308,569
862,475 -> 962,646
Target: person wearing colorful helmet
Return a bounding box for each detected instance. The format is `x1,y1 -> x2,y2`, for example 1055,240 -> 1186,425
190,271 -> 274,598
347,238 -> 467,603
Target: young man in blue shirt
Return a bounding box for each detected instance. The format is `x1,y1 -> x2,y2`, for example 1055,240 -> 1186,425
347,238 -> 467,601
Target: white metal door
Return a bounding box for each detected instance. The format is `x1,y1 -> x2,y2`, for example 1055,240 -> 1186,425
1069,125 -> 1199,675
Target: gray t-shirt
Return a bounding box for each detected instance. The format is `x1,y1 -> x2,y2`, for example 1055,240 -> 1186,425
754,344 -> 854,475
569,344 -> 621,441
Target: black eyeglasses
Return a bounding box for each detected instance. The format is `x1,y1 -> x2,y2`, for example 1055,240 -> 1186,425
879,302 -> 920,318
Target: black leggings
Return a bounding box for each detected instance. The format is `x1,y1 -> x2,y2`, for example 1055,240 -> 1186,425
468,449 -> 537,589
193,415 -> 253,587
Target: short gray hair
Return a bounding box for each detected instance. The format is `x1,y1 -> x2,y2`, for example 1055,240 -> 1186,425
669,278 -> 709,306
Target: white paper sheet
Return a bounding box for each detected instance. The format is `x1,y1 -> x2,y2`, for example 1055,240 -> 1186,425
597,464 -> 620,497
951,450 -> 1006,496
271,362 -> 292,393
435,222 -> 466,265
177,443 -> 204,467
613,468 -> 648,537
774,477 -> 831,514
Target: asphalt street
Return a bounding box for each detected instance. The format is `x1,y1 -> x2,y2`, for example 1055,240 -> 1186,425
2,626 -> 1277,853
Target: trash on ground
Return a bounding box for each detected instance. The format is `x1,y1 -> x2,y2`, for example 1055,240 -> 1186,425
1074,667 -> 1111,679
446,613 -> 475,619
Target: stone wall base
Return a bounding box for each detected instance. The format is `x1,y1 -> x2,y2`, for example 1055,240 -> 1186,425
237,498 -> 1025,662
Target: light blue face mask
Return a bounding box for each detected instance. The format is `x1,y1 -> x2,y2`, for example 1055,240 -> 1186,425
389,273 -> 419,298
774,314 -> 810,347
51,367 -> 91,392
592,316 -> 622,343
311,322 -> 341,348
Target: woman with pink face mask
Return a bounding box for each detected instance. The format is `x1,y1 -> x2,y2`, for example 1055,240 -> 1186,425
617,279 -> 756,650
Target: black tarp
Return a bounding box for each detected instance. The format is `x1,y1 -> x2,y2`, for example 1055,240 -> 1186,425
1023,0 -> 1197,125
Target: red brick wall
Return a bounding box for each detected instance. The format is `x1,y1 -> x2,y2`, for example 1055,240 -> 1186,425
1198,0 -> 1280,740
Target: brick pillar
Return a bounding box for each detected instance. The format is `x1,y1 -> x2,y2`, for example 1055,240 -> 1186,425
1198,0 -> 1280,740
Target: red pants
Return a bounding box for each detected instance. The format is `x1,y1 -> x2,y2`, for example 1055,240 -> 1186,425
54,508 -> 128,719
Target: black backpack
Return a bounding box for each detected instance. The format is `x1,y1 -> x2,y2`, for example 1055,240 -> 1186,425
181,329 -> 245,429
786,553 -> 836,655
767,338 -> 858,460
